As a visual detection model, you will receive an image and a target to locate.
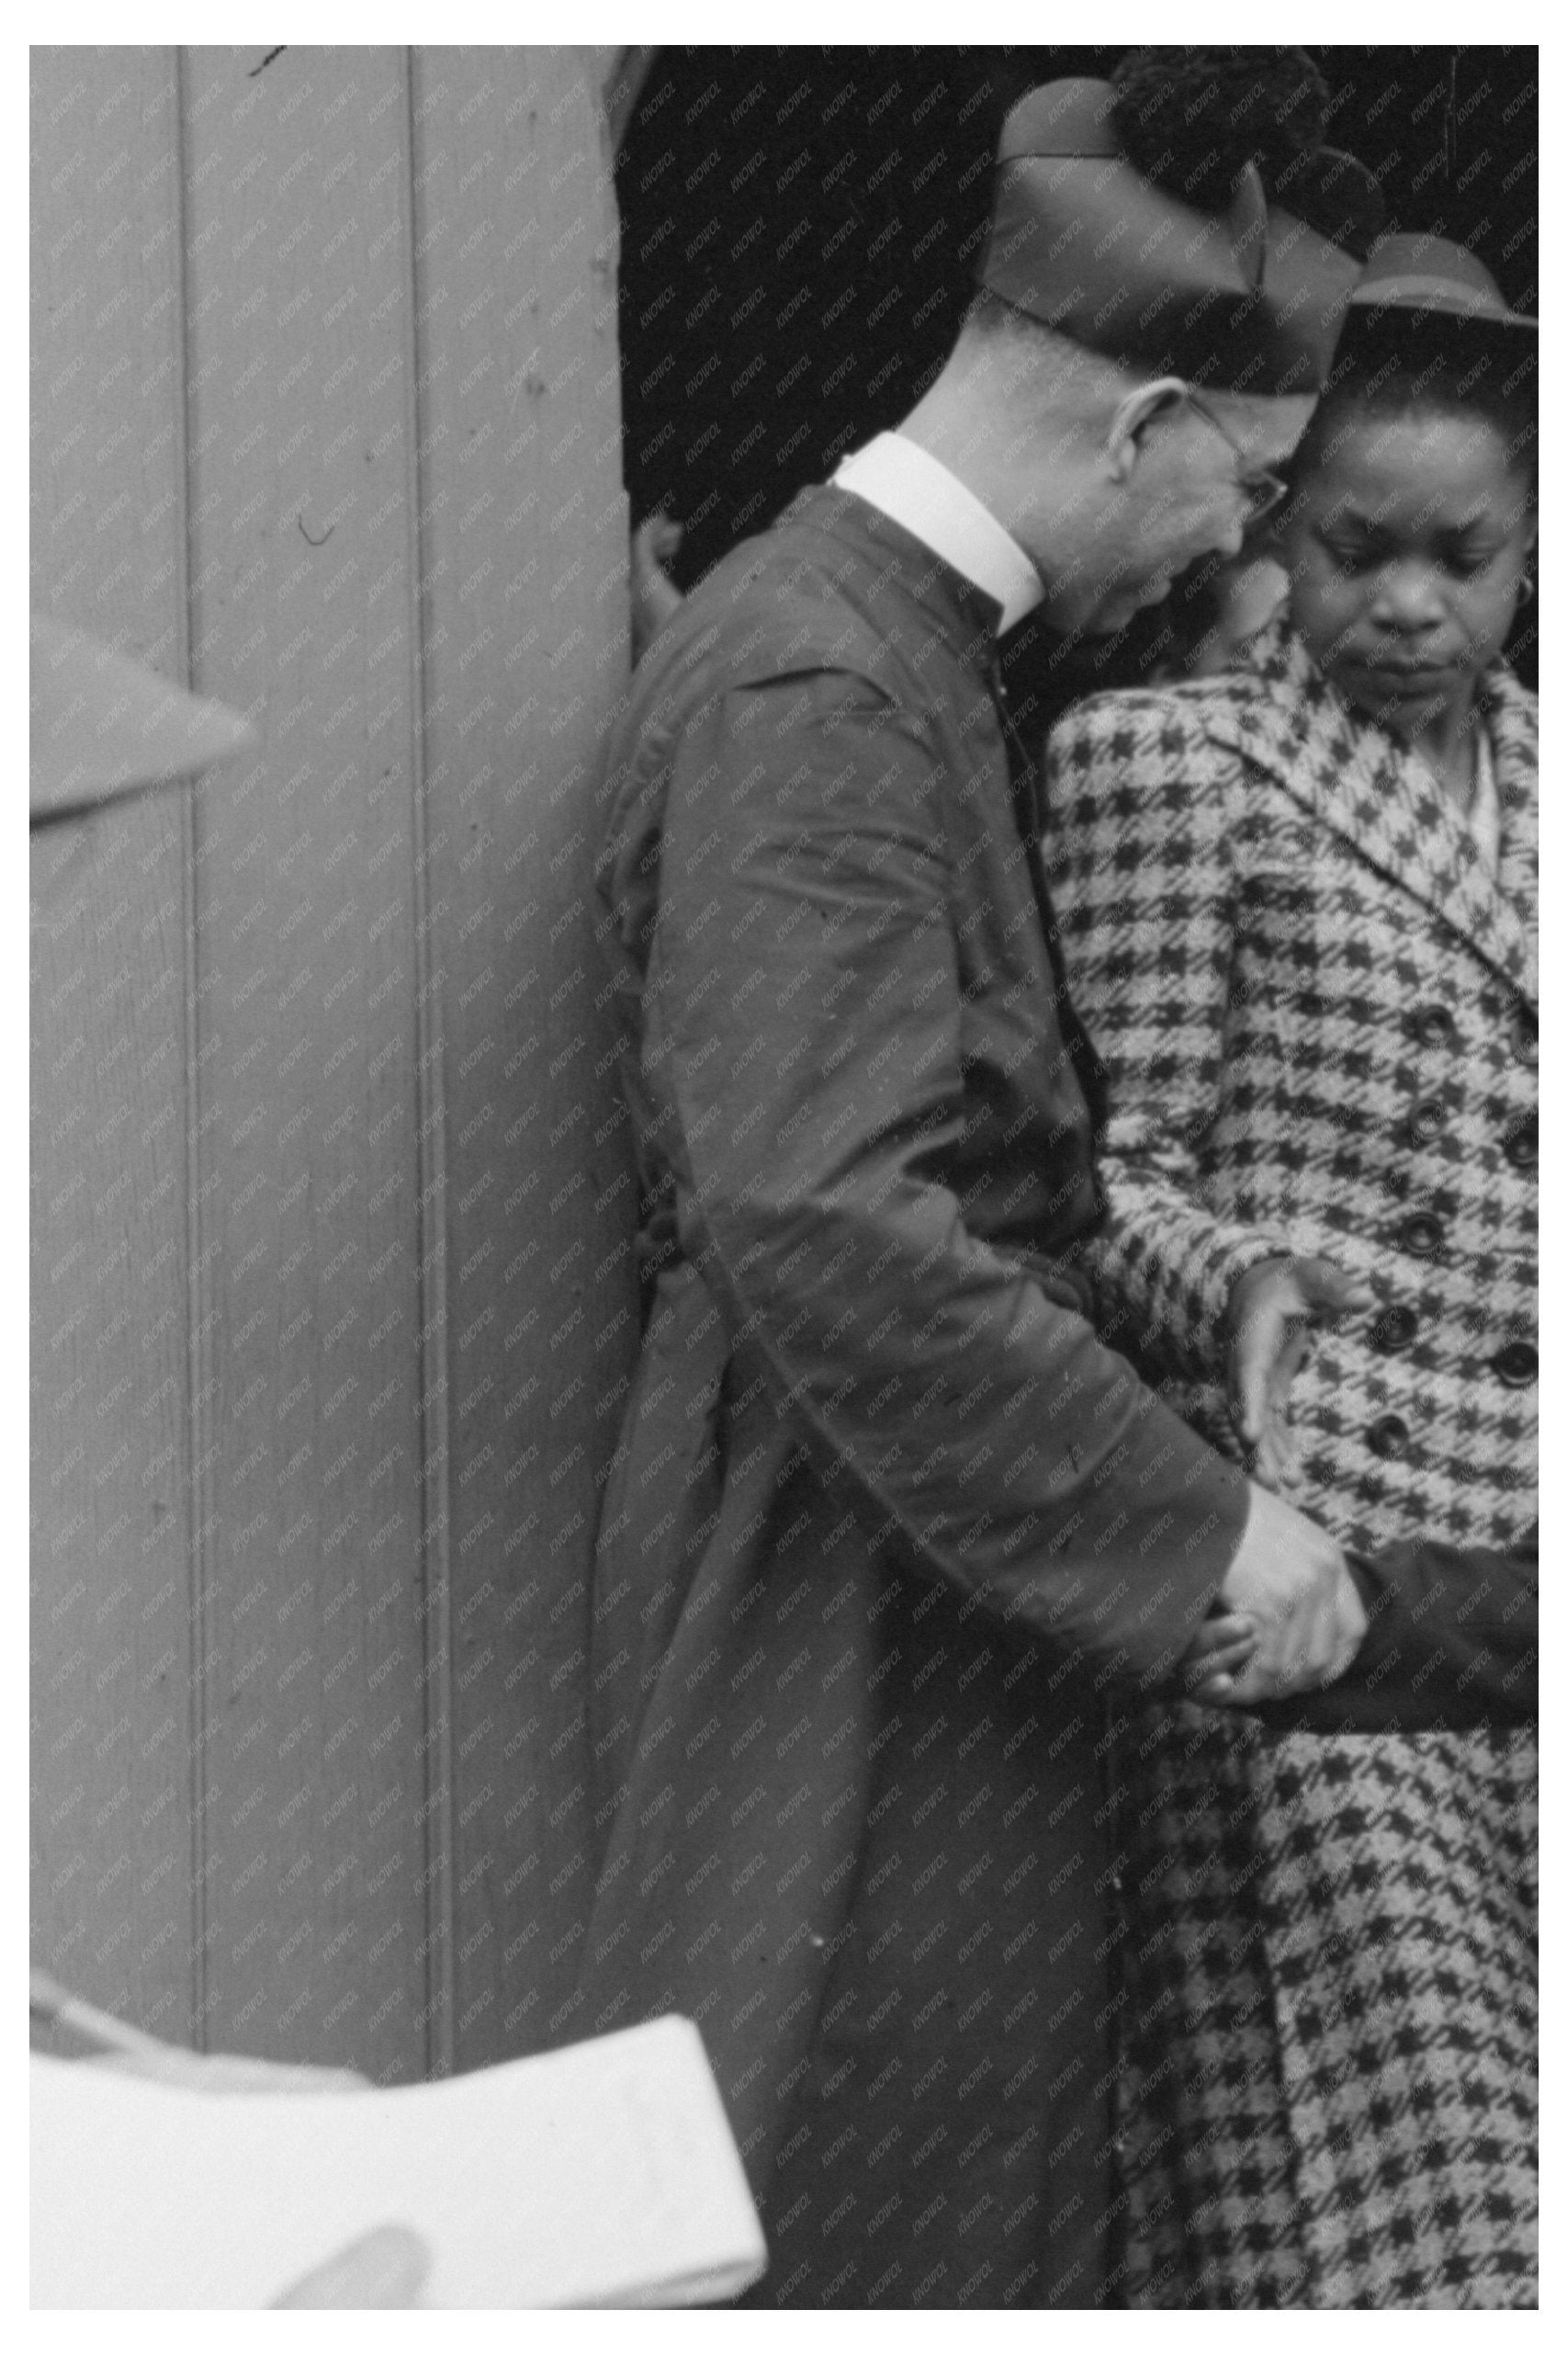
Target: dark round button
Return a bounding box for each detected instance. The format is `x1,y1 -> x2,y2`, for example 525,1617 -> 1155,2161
1406,1096 -> 1446,1148
1492,1340 -> 1538,1388
1397,1210 -> 1445,1257
1367,1414 -> 1410,1460
1370,1304 -> 1419,1353
1504,1113 -> 1538,1172
1510,1005 -> 1538,1066
1411,1004 -> 1457,1049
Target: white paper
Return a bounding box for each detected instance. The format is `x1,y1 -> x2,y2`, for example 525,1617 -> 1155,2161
31,2013 -> 766,2309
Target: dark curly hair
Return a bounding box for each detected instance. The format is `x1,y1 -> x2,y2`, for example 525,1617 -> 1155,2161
1111,47 -> 1382,255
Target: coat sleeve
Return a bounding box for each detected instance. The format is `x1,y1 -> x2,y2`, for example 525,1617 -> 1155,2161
1042,694 -> 1293,1385
1254,1541 -> 1538,1731
639,667 -> 1248,1693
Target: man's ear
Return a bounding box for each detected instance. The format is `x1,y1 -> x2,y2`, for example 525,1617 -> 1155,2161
1104,378 -> 1187,483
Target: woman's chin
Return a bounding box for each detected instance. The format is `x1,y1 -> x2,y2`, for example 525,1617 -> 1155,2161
1331,663 -> 1467,732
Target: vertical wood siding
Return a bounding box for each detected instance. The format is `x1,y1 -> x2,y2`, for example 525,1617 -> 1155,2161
30,43 -> 637,2082
31,48 -> 198,2043
407,52 -> 634,2072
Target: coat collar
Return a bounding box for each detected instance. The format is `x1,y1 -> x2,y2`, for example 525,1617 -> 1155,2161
831,436 -> 1043,635
1227,616 -> 1537,1008
782,482 -> 1007,662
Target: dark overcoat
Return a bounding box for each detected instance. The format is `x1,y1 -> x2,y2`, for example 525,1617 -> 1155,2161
570,487 -> 1248,2307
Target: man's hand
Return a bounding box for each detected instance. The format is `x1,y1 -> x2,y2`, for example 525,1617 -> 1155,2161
1225,1255 -> 1375,1488
1198,1479 -> 1367,1702
629,509 -> 684,662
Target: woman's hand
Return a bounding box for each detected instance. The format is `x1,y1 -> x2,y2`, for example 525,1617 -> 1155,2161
1224,1254 -> 1376,1489
1179,1610 -> 1261,1702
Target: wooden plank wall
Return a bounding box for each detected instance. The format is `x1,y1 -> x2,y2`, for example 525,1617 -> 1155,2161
30,43 -> 637,2082
31,50 -> 197,2043
407,54 -> 635,2069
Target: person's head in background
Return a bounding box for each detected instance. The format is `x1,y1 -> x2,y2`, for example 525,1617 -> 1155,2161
1268,240 -> 1536,775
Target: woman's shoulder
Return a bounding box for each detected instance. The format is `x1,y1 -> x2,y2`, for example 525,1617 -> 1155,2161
1049,615 -> 1300,753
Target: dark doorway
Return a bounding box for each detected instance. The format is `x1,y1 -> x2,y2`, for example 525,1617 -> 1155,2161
615,47 -> 1537,678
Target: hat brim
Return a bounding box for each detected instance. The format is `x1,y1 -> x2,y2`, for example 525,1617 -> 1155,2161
1348,273 -> 1537,328
31,615 -> 254,827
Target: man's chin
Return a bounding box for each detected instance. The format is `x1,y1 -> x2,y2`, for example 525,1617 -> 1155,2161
1089,576 -> 1172,635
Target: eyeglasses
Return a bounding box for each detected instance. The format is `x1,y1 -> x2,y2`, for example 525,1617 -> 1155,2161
1162,383 -> 1291,523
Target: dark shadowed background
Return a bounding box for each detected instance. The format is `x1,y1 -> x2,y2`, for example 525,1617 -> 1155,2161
617,46 -> 1536,685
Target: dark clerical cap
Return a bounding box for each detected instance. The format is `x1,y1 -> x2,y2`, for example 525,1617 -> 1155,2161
976,78 -> 1372,393
31,614 -> 254,829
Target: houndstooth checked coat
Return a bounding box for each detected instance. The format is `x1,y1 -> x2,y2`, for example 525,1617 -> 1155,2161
1043,613 -> 1538,2307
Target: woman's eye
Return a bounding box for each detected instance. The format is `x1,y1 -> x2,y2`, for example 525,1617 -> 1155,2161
1447,547 -> 1503,579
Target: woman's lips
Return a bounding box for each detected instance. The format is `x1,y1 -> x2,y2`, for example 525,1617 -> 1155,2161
1344,657 -> 1456,688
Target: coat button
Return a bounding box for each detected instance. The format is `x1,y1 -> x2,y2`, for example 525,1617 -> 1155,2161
1405,1096 -> 1446,1149
1396,1210 -> 1445,1257
1367,1414 -> 1410,1460
1510,1006 -> 1538,1066
1370,1304 -> 1418,1353
1504,1113 -> 1538,1171
1411,1004 -> 1457,1049
1492,1340 -> 1538,1387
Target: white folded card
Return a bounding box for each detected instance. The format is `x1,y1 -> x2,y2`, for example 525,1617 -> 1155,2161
31,2013 -> 766,2308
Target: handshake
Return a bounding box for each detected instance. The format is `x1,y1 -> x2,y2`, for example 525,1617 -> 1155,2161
1180,1478 -> 1367,1708
1181,1250 -> 1375,1708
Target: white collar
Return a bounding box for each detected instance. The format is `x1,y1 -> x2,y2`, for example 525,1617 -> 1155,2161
832,432 -> 1043,634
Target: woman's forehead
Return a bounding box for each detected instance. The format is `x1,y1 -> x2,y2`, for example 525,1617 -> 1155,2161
1298,407 -> 1521,503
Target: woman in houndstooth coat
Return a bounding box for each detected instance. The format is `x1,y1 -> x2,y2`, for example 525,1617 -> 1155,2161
1042,277 -> 1537,2307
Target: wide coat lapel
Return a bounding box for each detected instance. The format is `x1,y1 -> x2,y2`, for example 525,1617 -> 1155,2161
1221,619 -> 1537,1008
1484,664 -> 1539,1004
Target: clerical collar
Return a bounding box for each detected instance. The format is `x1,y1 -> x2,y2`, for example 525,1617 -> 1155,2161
832,433 -> 1043,635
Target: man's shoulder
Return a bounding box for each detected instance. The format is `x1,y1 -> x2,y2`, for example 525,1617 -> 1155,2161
636,489 -> 974,715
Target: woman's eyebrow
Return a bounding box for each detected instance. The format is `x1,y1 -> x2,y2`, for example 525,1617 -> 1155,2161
1445,507 -> 1504,536
1322,501 -> 1501,541
1318,504 -> 1380,536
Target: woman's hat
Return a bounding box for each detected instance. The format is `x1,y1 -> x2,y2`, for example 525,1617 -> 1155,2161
1348,233 -> 1536,329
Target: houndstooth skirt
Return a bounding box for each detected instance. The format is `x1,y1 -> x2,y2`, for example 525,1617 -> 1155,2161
1104,1705 -> 1538,2307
